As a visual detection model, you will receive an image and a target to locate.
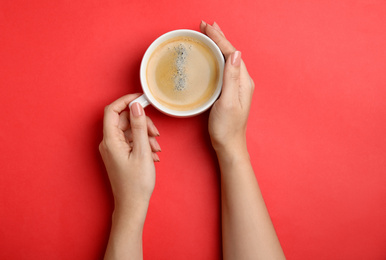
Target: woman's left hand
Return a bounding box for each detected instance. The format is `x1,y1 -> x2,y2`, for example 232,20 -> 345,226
99,94 -> 161,208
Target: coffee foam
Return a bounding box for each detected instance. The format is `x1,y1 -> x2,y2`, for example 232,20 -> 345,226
146,36 -> 219,111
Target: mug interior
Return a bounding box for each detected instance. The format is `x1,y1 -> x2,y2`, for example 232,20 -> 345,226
140,29 -> 224,117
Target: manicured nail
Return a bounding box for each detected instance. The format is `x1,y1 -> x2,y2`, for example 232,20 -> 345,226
231,51 -> 242,66
155,142 -> 162,152
152,124 -> 160,136
154,153 -> 160,162
213,21 -> 221,31
131,102 -> 143,117
201,20 -> 207,26
154,127 -> 160,136
209,23 -> 221,33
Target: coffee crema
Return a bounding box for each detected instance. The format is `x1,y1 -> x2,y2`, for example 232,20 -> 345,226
146,36 -> 219,111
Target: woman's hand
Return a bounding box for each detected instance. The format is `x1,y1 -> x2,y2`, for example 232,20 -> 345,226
201,22 -> 285,260
99,94 -> 161,209
101,94 -> 161,260
200,21 -> 255,154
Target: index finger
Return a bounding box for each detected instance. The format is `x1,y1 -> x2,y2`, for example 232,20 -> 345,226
103,93 -> 141,138
202,22 -> 236,59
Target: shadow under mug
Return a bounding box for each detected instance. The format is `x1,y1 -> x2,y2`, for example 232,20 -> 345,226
129,29 -> 225,117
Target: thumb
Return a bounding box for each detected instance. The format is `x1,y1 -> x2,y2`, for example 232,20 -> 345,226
130,102 -> 151,156
221,51 -> 242,102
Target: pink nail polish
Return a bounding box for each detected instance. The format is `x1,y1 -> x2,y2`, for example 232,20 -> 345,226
209,24 -> 221,33
213,21 -> 221,31
154,127 -> 160,136
131,102 -> 143,117
231,51 -> 242,66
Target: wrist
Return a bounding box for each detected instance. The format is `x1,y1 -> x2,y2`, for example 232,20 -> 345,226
112,186 -> 153,211
212,135 -> 248,156
113,197 -> 150,223
215,141 -> 250,163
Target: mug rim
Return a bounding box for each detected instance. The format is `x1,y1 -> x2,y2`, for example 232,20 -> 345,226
139,29 -> 224,117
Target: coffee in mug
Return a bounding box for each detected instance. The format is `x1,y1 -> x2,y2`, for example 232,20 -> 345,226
146,36 -> 219,111
130,29 -> 224,117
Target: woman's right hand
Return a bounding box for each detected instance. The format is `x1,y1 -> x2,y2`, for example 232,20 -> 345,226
200,21 -> 255,154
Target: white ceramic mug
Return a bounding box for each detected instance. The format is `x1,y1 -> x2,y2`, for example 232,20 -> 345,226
129,29 -> 225,117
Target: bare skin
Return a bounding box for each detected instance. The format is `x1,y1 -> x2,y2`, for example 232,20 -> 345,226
100,94 -> 160,260
100,21 -> 285,260
201,21 -> 285,260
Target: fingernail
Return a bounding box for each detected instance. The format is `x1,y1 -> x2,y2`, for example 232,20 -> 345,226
152,124 -> 160,136
156,142 -> 162,152
209,23 -> 221,33
201,20 -> 207,26
131,102 -> 143,117
154,153 -> 160,162
231,51 -> 242,66
155,127 -> 160,136
213,21 -> 221,31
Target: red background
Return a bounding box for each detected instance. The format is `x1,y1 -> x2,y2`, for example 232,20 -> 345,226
1,0 -> 385,259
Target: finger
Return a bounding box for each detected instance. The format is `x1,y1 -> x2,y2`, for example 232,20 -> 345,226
103,93 -> 141,139
239,61 -> 254,106
149,136 -> 161,152
118,111 -> 130,131
146,116 -> 160,137
205,24 -> 236,59
123,117 -> 160,141
200,20 -> 207,34
250,77 -> 255,91
212,22 -> 225,37
200,20 -> 225,37
124,128 -> 133,142
221,51 -> 242,102
130,102 -> 151,156
125,129 -> 160,153
152,152 -> 160,162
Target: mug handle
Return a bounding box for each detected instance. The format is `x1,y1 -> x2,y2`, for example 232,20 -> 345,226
129,94 -> 151,109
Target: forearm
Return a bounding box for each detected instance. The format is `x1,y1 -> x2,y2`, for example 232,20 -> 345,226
217,146 -> 285,260
104,201 -> 149,260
